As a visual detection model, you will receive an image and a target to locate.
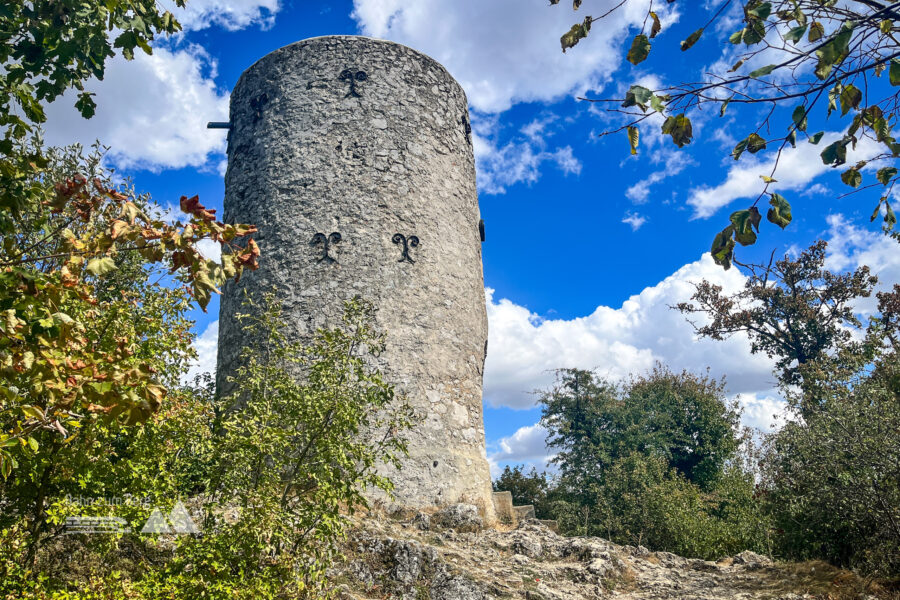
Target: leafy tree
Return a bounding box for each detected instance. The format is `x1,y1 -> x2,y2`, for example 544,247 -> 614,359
0,0 -> 182,149
492,465 -> 554,519
552,1 -> 900,263
0,138 -> 259,481
0,0 -> 260,479
139,294 -> 413,598
678,241 -> 900,574
1,295 -> 414,598
676,241 -> 877,402
535,366 -> 766,558
541,365 -> 741,490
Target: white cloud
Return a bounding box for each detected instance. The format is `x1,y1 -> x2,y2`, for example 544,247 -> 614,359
352,0 -> 676,114
622,211 -> 647,231
162,0 -> 280,32
184,319 -> 219,383
43,45 -> 229,172
484,253 -> 779,410
473,114 -> 581,194
487,424 -> 554,477
687,134 -> 883,219
824,214 -> 900,317
196,239 -> 223,263
735,393 -> 788,433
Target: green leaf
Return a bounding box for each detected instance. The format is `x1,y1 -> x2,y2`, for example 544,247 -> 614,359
661,114 -> 693,147
733,139 -> 748,161
881,19 -> 893,34
877,167 -> 897,185
730,207 -> 762,246
622,85 -> 653,111
747,133 -> 767,154
747,2 -> 772,19
720,98 -> 731,117
872,199 -> 885,222
841,168 -> 862,188
711,226 -> 736,270
890,59 -> 900,86
22,405 -> 45,420
627,34 -> 651,65
627,126 -> 639,155
74,92 -> 96,119
783,25 -> 807,43
86,256 -> 117,276
749,64 -> 776,78
821,139 -> 848,166
839,84 -> 862,115
814,23 -> 853,80
681,28 -> 704,51
729,30 -> 743,44
886,201 -> 897,228
561,16 -> 592,53
809,131 -> 825,145
792,105 -> 808,132
743,20 -> 766,45
760,175 -> 777,183
767,193 -> 792,229
808,22 -> 825,42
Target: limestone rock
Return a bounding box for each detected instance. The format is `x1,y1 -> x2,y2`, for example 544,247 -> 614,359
433,504 -> 483,533
335,512 -> 876,599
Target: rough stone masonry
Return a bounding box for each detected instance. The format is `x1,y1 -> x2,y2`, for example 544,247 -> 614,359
216,36 -> 496,521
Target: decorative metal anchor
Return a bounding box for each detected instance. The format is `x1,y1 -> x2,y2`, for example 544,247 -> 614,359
311,232 -> 341,263
250,92 -> 268,122
392,233 -> 419,263
339,69 -> 368,98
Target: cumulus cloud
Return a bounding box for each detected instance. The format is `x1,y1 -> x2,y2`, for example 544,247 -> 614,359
473,114 -> 581,194
487,424 -> 554,477
687,134 -> 884,219
351,0 -> 676,114
184,320 -> 219,384
43,45 -> 229,171
162,0 -> 280,32
825,214 -> 900,316
483,252 -> 778,410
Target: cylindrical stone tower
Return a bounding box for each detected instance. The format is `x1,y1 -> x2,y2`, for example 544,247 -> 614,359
216,36 -> 494,520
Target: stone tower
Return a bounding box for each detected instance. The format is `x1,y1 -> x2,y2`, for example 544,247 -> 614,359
216,36 -> 495,520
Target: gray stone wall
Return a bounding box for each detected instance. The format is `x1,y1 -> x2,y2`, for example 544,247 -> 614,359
216,35 -> 495,521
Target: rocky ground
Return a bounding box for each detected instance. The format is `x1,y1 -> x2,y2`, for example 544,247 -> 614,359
332,504 -> 896,600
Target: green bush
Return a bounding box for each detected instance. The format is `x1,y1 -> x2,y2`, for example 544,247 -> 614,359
0,294 -> 412,599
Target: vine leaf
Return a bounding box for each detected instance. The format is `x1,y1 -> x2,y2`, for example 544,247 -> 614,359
730,207 -> 762,246
561,16 -> 592,52
649,12 -> 662,38
814,23 -> 853,80
681,28 -> 703,51
749,64 -> 776,78
661,114 -> 693,147
808,21 -> 824,42
877,166 -> 897,185
711,226 -> 736,270
627,34 -> 651,65
627,126 -> 639,155
767,193 -> 793,229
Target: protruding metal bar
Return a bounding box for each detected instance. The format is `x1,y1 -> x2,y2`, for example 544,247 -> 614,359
207,122 -> 231,129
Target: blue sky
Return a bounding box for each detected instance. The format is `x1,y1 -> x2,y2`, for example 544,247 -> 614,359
41,0 -> 900,475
